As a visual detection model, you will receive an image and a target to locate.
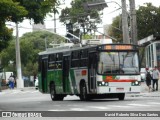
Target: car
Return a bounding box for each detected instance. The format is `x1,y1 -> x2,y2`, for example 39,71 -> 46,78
34,78 -> 38,90
140,68 -> 146,82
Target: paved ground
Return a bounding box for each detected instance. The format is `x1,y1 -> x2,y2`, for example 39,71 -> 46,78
1,81 -> 160,97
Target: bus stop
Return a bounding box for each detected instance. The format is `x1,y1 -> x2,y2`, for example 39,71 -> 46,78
138,34 -> 160,69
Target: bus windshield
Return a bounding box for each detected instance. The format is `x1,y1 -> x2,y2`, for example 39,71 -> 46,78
98,52 -> 139,74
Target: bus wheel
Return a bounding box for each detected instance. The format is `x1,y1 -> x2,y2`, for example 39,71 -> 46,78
80,83 -> 90,101
50,84 -> 64,101
118,93 -> 125,100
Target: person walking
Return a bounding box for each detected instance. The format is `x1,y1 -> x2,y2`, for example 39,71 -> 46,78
145,68 -> 153,92
8,73 -> 15,89
152,66 -> 159,91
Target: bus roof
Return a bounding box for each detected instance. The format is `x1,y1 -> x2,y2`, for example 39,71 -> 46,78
39,43 -> 138,56
38,44 -> 97,56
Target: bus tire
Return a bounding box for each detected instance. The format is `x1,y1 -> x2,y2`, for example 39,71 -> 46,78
118,93 -> 125,100
50,84 -> 64,101
80,82 -> 90,101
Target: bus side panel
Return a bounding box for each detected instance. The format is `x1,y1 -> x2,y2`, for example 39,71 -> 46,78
53,70 -> 63,94
70,68 -> 88,94
70,69 -> 78,94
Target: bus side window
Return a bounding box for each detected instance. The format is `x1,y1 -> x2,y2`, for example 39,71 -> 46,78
80,50 -> 88,67
56,53 -> 63,69
71,51 -> 80,68
38,56 -> 42,72
48,54 -> 56,69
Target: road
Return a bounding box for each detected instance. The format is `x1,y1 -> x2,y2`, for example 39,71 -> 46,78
0,85 -> 160,119
0,87 -> 160,111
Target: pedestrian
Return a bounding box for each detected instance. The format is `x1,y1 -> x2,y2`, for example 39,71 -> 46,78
145,68 -> 153,92
8,73 -> 15,89
152,66 -> 159,91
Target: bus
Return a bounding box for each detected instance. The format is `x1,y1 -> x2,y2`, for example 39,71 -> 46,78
38,43 -> 140,101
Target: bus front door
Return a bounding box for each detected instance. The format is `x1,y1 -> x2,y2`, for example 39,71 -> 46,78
88,52 -> 97,93
62,56 -> 70,93
41,59 -> 48,93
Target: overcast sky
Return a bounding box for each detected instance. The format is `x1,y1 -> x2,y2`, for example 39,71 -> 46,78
7,0 -> 160,37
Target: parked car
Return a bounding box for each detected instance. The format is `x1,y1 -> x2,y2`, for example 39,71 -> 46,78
140,68 -> 146,82
34,78 -> 38,90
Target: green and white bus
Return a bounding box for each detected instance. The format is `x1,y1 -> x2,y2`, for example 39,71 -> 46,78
38,43 -> 141,101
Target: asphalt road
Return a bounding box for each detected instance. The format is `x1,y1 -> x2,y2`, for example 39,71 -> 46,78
0,87 -> 160,120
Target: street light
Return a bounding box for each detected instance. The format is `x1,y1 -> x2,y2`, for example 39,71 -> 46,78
83,0 -> 108,11
83,0 -> 130,44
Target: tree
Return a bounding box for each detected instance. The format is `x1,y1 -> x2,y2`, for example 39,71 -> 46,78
0,0 -> 28,51
136,3 -> 160,39
0,31 -> 65,76
59,0 -> 102,35
107,3 -> 160,41
13,0 -> 58,24
107,3 -> 160,67
0,0 -> 60,52
108,16 -> 123,43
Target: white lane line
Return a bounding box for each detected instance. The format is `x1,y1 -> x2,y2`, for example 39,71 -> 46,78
148,102 -> 160,105
107,105 -> 132,108
70,108 -> 87,111
48,110 -> 66,111
128,104 -> 151,107
88,106 -> 109,110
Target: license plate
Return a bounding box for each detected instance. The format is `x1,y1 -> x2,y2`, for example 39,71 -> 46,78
116,88 -> 124,91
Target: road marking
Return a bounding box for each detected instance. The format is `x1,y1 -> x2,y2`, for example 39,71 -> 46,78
48,109 -> 66,111
88,106 -> 109,109
107,105 -> 132,108
128,103 -> 151,107
148,102 -> 160,105
70,108 -> 87,111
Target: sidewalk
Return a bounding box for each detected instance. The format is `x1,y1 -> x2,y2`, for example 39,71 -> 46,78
0,86 -> 36,92
140,81 -> 160,97
128,81 -> 160,97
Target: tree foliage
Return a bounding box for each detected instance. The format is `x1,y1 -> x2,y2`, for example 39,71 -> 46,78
59,0 -> 102,34
0,0 -> 28,51
13,0 -> 58,24
136,3 -> 160,39
107,3 -> 160,67
0,31 -> 65,76
108,3 -> 160,41
0,0 -> 59,52
108,16 -> 123,43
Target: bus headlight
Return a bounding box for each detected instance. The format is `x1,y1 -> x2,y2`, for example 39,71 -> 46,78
97,81 -> 108,86
132,81 -> 140,86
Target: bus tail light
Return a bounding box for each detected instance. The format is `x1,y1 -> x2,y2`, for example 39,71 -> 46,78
81,70 -> 87,76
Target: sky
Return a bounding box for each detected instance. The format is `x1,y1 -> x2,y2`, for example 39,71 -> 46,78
6,0 -> 160,37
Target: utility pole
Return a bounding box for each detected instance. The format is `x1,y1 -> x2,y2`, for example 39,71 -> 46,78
121,0 -> 130,44
129,0 -> 137,45
53,8 -> 56,33
16,23 -> 24,89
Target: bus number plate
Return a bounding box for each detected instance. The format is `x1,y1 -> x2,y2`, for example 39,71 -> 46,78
116,88 -> 124,91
